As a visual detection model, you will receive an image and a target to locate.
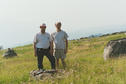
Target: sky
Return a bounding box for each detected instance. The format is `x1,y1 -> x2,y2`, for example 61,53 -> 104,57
0,0 -> 126,48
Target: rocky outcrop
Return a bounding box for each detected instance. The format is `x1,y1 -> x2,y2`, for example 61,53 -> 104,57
103,38 -> 126,60
3,48 -> 17,58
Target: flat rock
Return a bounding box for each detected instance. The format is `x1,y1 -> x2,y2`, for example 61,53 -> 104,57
30,69 -> 57,80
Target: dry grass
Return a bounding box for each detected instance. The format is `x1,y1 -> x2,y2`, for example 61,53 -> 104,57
0,33 -> 126,84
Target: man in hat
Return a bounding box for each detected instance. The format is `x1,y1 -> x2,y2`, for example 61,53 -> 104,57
33,23 -> 56,71
51,22 -> 68,69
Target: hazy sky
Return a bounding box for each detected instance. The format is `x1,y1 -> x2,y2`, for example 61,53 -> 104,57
0,0 -> 126,48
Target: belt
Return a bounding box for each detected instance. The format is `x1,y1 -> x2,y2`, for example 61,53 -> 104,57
37,48 -> 49,50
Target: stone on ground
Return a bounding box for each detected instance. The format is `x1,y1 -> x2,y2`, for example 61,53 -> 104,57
103,38 -> 126,60
3,48 -> 17,58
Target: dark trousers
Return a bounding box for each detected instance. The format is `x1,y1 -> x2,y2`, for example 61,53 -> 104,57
36,48 -> 55,69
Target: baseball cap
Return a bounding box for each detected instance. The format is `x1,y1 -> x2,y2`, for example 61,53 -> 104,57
40,23 -> 46,28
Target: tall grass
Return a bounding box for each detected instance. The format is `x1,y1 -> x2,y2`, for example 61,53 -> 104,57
0,33 -> 126,84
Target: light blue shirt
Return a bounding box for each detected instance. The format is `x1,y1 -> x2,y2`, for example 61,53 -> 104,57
34,32 -> 52,49
51,30 -> 68,49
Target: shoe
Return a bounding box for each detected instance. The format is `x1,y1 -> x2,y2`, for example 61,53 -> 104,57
39,69 -> 45,72
36,69 -> 45,75
51,69 -> 56,71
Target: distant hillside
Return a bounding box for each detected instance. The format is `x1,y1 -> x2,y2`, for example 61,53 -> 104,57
0,32 -> 126,84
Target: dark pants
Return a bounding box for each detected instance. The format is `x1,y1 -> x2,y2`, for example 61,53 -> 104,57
36,48 -> 55,69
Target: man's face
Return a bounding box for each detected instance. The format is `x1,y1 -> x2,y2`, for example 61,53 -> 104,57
40,26 -> 46,32
55,23 -> 61,30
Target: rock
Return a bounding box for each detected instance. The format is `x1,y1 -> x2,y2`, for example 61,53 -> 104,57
3,48 -> 17,58
30,69 -> 57,80
103,38 -> 126,60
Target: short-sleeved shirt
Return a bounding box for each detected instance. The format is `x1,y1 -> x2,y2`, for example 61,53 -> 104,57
34,32 -> 52,49
51,30 -> 68,49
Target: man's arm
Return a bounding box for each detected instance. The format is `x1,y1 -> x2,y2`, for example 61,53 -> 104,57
64,31 -> 68,54
33,42 -> 37,57
50,41 -> 53,56
50,34 -> 54,56
65,39 -> 68,54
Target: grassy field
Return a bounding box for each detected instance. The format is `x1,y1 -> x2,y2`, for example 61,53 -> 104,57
0,33 -> 126,84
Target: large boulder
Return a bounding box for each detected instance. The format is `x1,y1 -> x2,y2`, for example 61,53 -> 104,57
3,48 -> 17,58
103,38 -> 126,60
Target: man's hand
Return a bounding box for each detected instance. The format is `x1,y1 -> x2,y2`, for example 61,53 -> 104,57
34,43 -> 37,57
64,49 -> 68,54
34,51 -> 37,57
50,49 -> 53,56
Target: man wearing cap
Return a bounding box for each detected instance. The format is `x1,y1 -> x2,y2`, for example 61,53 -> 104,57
33,23 -> 56,71
51,22 -> 68,69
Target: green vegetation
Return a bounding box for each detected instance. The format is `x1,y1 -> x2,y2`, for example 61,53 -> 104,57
0,33 -> 126,84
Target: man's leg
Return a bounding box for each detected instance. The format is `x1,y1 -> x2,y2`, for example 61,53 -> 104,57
56,59 -> 59,68
54,49 -> 60,69
37,49 -> 44,69
45,50 -> 56,69
61,58 -> 66,69
61,49 -> 66,69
